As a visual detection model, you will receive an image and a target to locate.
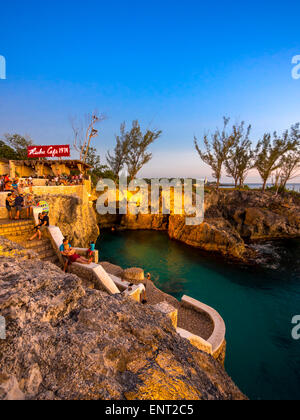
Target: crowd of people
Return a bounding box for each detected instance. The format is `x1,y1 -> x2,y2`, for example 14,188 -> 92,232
45,174 -> 85,186
0,173 -> 86,192
0,175 -> 34,193
5,192 -> 36,220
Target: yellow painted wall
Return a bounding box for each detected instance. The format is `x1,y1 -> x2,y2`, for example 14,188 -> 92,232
0,161 -> 9,176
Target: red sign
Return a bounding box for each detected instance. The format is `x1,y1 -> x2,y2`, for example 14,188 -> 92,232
27,145 -> 70,158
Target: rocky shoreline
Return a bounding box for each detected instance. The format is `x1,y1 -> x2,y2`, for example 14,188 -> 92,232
0,251 -> 246,400
97,190 -> 300,264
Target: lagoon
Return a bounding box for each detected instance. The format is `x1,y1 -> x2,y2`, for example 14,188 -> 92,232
98,230 -> 300,400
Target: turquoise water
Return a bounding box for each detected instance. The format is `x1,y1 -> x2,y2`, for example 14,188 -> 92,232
97,230 -> 300,400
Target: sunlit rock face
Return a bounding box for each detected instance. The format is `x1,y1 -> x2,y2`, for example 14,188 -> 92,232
168,216 -> 248,260
97,189 -> 300,261
0,236 -> 38,260
35,194 -> 99,247
0,255 -> 246,400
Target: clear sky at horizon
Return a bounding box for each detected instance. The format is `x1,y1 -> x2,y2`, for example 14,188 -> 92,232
1,0 -> 300,182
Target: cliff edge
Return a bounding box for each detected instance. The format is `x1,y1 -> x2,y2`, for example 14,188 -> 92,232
0,253 -> 246,400
98,189 -> 300,262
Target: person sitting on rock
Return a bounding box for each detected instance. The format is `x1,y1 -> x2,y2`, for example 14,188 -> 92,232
29,211 -> 50,241
60,238 -> 72,272
60,238 -> 92,268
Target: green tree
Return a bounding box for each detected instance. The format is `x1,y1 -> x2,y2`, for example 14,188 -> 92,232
83,146 -> 114,185
0,140 -> 18,160
278,150 -> 300,190
224,122 -> 254,188
106,123 -> 130,180
194,117 -> 236,190
254,124 -> 300,191
124,120 -> 162,180
1,133 -> 33,160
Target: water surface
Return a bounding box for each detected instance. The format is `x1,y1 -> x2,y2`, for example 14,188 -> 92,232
97,230 -> 300,400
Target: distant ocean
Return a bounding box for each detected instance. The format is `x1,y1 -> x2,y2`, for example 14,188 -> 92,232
220,183 -> 300,192
247,183 -> 300,193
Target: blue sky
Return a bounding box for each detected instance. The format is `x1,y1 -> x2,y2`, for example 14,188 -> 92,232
0,0 -> 300,181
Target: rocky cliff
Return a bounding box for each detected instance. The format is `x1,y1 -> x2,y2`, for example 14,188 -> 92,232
0,252 -> 246,400
97,190 -> 300,262
36,194 -> 99,247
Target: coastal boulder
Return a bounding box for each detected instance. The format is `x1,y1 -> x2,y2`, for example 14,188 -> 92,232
0,256 -> 246,400
123,267 -> 145,284
168,216 -> 248,260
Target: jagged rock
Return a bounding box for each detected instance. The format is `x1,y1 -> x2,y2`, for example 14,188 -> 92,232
97,189 -> 300,262
120,214 -> 168,230
0,236 -> 38,260
123,267 -> 145,283
35,194 -> 99,247
0,374 -> 25,400
219,190 -> 300,241
168,216 -> 248,260
0,256 -> 246,400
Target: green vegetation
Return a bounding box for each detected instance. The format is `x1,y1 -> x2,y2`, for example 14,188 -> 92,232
254,124 -> 300,191
107,120 -> 162,181
0,133 -> 33,160
194,117 -> 236,190
195,119 -> 300,193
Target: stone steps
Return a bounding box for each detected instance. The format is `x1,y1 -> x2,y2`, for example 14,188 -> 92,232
0,207 -> 29,220
0,220 -> 34,229
0,226 -> 35,237
7,237 -> 50,249
0,218 -> 59,265
6,236 -> 57,261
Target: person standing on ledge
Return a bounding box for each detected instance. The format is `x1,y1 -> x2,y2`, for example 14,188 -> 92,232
14,193 -> 24,220
5,193 -> 15,220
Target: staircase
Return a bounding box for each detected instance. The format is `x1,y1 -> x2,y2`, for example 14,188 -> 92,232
0,219 -> 59,264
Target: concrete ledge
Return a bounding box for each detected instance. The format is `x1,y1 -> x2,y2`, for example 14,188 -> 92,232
33,207 -> 121,295
109,274 -> 130,292
70,262 -> 120,295
176,327 -> 213,355
73,248 -> 99,264
123,283 -> 145,303
181,295 -> 226,354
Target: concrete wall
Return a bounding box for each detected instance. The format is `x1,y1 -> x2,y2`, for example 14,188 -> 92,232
31,185 -> 85,197
30,180 -> 91,205
0,161 -> 9,176
180,295 -> 226,363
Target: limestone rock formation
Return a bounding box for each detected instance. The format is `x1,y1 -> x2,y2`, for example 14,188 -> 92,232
0,236 -> 37,260
219,190 -> 300,241
168,216 -> 248,260
36,194 -> 99,247
121,214 -> 169,230
0,255 -> 246,400
97,189 -> 300,262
